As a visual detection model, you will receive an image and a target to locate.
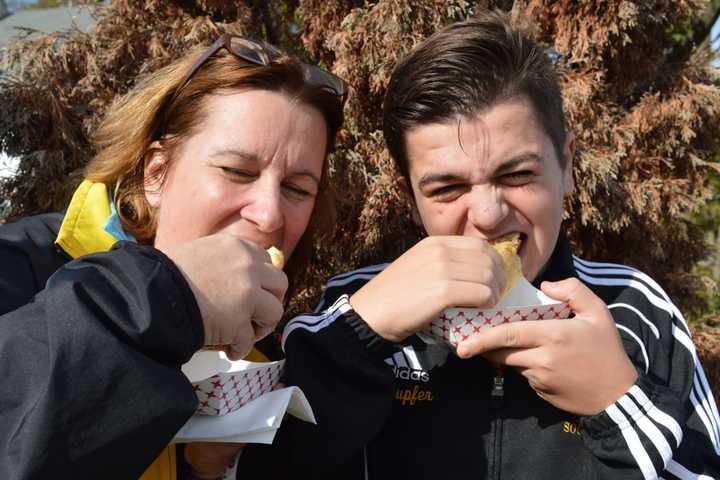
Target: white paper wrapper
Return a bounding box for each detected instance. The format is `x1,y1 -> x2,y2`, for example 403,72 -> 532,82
175,350 -> 316,447
172,386 -> 315,443
182,351 -> 284,416
419,278 -> 573,349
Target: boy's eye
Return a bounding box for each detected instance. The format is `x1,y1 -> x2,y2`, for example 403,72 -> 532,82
430,184 -> 467,200
501,171 -> 534,185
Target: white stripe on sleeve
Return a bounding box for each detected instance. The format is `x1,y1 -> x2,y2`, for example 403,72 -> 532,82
666,459 -> 715,480
616,324 -> 650,373
628,385 -> 683,447
608,303 -> 661,339
282,295 -> 353,349
606,403 -> 658,480
617,394 -> 673,470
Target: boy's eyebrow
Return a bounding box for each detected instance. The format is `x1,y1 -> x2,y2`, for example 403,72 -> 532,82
417,173 -> 465,190
209,148 -> 321,184
417,153 -> 544,189
494,153 -> 543,175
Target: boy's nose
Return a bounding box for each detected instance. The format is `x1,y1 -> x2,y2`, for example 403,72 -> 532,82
467,186 -> 508,233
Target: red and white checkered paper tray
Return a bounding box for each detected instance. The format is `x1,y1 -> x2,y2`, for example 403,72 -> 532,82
181,351 -> 284,416
419,278 -> 574,349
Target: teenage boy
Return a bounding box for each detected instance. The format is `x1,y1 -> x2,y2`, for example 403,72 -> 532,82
248,11 -> 720,479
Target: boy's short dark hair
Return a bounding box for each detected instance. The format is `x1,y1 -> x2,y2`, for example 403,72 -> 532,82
382,10 -> 567,182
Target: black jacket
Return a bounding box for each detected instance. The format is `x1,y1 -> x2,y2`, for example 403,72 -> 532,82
0,213 -> 204,479
255,236 -> 720,479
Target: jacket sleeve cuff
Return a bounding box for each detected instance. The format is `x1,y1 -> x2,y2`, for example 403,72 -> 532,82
343,307 -> 400,359
580,372 -> 684,474
135,243 -> 205,351
108,241 -> 205,362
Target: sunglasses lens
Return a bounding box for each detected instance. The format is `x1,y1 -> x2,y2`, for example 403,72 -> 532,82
304,65 -> 346,97
229,37 -> 272,65
227,36 -> 346,99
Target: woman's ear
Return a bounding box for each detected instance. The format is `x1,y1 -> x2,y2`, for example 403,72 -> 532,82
398,176 -> 423,227
143,141 -> 167,209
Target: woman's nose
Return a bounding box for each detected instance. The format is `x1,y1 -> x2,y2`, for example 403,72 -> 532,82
242,183 -> 284,233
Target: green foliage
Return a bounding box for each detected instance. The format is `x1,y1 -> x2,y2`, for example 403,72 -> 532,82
696,171 -> 720,234
692,170 -> 720,323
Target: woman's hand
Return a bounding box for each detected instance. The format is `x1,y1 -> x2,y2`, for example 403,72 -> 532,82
184,442 -> 245,479
162,234 -> 288,359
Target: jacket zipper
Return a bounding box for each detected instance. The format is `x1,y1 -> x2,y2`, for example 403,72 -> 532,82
490,365 -> 505,480
491,365 -> 505,406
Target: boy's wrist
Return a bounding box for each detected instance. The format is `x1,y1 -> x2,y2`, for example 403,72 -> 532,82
349,292 -> 405,343
344,307 -> 401,358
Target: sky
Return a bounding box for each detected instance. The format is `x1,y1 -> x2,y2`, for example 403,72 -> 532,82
713,16 -> 720,66
0,151 -> 18,179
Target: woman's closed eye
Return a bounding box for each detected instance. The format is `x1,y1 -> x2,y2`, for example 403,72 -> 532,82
218,166 -> 317,199
282,182 -> 317,200
220,166 -> 256,181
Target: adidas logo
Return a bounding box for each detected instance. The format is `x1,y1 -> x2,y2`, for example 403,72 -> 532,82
384,347 -> 432,383
393,366 -> 430,383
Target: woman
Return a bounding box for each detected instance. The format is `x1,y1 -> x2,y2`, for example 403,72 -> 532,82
0,34 -> 345,480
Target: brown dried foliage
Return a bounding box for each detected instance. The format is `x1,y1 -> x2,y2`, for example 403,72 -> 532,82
0,0 -> 261,217
1,0 -> 719,325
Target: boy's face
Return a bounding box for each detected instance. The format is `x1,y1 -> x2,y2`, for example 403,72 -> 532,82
404,95 -> 574,282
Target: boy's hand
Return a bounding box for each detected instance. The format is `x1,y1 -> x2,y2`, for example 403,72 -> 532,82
456,278 -> 638,416
350,236 -> 506,343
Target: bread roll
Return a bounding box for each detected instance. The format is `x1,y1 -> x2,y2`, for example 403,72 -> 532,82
490,233 -> 522,299
267,246 -> 284,269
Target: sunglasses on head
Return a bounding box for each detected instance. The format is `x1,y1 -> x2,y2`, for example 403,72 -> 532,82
167,33 -> 347,110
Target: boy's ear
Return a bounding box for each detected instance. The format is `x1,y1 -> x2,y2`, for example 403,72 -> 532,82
562,132 -> 576,195
143,141 -> 167,209
398,176 -> 423,227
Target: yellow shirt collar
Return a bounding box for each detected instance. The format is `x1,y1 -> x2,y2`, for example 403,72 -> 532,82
55,180 -> 118,259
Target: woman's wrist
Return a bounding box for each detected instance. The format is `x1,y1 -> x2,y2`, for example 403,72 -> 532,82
184,471 -> 223,480
180,461 -> 224,480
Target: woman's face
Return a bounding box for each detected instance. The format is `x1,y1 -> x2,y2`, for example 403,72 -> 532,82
144,89 -> 328,259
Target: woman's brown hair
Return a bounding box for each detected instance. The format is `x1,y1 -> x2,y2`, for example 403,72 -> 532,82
85,41 -> 344,295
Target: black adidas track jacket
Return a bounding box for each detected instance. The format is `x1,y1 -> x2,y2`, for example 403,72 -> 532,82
247,236 -> 720,479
